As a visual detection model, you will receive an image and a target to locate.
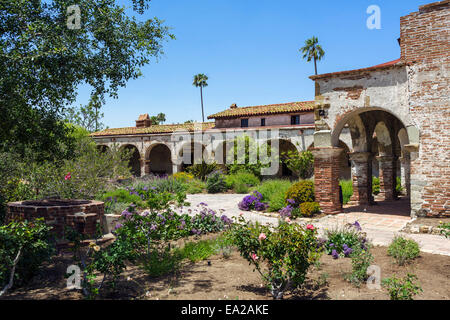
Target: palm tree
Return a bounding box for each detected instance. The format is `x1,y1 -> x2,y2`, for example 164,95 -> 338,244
300,36 -> 325,75
192,74 -> 208,122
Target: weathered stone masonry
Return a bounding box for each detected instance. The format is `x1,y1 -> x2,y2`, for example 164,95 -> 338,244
310,1 -> 449,217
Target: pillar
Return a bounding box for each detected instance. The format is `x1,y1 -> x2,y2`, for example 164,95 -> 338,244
311,147 -> 343,215
399,153 -> 411,198
348,152 -> 373,206
377,155 -> 395,200
140,159 -> 147,177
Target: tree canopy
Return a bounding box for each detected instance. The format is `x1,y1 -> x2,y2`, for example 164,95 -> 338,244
0,0 -> 174,161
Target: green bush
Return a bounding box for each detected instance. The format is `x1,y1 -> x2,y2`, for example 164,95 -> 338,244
325,223 -> 368,256
147,177 -> 187,194
185,179 -> 206,194
142,247 -> 183,277
172,172 -> 194,183
347,246 -> 373,287
100,189 -> 144,207
396,176 -> 403,194
372,176 -> 380,195
281,150 -> 314,179
300,202 -> 320,217
285,180 -> 315,206
387,236 -> 420,266
438,221 -> 450,238
206,172 -> 227,194
255,179 -> 294,212
228,215 -> 322,299
0,218 -> 54,290
225,171 -> 260,191
382,273 -> 422,300
181,239 -> 219,263
186,161 -> 218,181
339,180 -> 353,204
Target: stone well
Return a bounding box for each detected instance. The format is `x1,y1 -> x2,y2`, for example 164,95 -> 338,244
7,199 -> 105,238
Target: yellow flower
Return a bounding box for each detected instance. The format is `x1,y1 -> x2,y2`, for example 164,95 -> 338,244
93,245 -> 100,252
89,242 -> 96,248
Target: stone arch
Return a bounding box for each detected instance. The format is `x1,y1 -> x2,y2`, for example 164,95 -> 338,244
331,106 -> 411,148
120,144 -> 141,177
372,121 -> 393,156
145,143 -> 173,175
177,141 -> 208,171
267,138 -> 300,177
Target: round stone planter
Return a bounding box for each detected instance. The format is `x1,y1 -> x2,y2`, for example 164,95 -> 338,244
6,199 -> 105,238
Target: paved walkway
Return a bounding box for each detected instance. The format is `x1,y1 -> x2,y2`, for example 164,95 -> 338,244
181,194 -> 450,256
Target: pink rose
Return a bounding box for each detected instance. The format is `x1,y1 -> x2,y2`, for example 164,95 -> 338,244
251,253 -> 259,261
65,173 -> 71,180
306,224 -> 315,231
258,233 -> 266,241
285,217 -> 291,223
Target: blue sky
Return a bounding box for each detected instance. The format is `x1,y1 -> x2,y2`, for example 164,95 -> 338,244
73,0 -> 431,129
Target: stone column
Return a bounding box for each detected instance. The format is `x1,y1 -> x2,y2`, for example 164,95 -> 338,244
172,163 -> 179,174
311,147 -> 343,215
143,159 -> 151,175
376,155 -> 395,201
399,153 -> 411,198
348,152 -> 373,206
140,159 -> 147,177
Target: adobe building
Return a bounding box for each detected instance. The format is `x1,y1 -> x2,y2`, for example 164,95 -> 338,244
309,0 -> 449,217
92,1 -> 449,218
92,102 -> 353,179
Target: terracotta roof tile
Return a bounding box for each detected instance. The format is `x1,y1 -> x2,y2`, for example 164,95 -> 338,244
207,101 -> 315,119
91,122 -> 215,137
309,58 -> 404,80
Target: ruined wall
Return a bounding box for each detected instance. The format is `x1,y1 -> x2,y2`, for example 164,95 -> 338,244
400,1 -> 450,216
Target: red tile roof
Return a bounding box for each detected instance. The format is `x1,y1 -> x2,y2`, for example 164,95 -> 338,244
207,101 -> 315,119
91,122 -> 215,137
309,58 -> 404,80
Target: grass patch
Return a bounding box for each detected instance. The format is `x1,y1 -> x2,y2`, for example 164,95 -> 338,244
339,180 -> 353,205
255,179 -> 294,212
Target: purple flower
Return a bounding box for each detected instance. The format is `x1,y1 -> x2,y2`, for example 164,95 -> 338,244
353,221 -> 362,231
113,223 -> 123,230
332,250 -> 339,259
279,205 -> 293,218
344,247 -> 353,257
199,202 -> 208,206
121,210 -> 132,219
150,224 -> 157,231
287,198 -> 295,205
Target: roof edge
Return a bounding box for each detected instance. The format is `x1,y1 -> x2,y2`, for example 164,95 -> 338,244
309,58 -> 405,80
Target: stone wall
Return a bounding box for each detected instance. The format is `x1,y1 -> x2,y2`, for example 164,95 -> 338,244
400,1 -> 450,216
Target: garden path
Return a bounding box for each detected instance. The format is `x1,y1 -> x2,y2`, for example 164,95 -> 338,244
182,194 -> 450,256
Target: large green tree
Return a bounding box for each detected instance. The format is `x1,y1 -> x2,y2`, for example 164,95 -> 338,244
299,36 -> 325,75
0,0 -> 174,161
192,73 -> 208,122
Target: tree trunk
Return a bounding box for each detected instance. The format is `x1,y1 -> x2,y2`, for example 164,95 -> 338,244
314,57 -> 318,75
200,86 -> 205,123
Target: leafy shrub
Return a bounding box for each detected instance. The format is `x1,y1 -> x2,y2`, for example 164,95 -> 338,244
172,172 -> 194,183
206,172 -> 227,194
382,273 -> 422,300
181,239 -> 219,263
325,222 -> 368,257
285,180 -> 315,206
255,179 -> 293,211
0,218 -> 54,292
228,215 -> 322,299
372,176 -> 380,195
186,161 -> 218,181
267,190 -> 288,212
238,191 -> 268,211
300,202 -> 320,217
347,246 -> 374,287
281,150 -> 314,179
100,189 -> 145,208
185,179 -> 206,194
190,203 -> 232,235
225,171 -> 260,191
142,247 -> 183,277
233,181 -> 249,194
147,177 -> 187,194
438,221 -> 450,238
339,180 -> 353,204
387,236 -> 420,266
